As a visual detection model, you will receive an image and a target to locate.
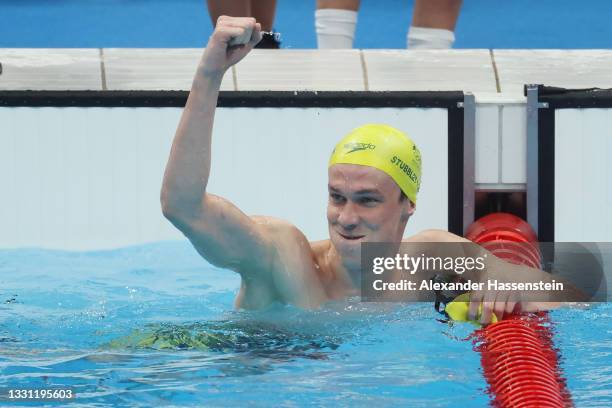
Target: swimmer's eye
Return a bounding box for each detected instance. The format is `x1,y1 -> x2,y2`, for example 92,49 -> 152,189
329,193 -> 346,204
357,196 -> 381,206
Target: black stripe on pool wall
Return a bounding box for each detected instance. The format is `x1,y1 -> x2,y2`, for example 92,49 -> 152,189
535,85 -> 612,109
0,90 -> 464,108
538,105 -> 555,243
217,91 -> 464,108
0,91 -> 189,107
447,104 -> 464,236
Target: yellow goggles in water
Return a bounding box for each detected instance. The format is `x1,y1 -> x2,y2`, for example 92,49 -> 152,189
444,293 -> 499,325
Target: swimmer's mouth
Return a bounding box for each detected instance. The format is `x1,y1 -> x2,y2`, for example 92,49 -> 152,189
338,232 -> 365,240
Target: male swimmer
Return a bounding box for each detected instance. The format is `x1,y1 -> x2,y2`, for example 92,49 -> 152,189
161,17 -> 573,324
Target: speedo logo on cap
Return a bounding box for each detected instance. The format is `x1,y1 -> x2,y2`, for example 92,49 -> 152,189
344,142 -> 376,153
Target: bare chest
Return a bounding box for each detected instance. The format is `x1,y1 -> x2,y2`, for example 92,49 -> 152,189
235,238 -> 331,309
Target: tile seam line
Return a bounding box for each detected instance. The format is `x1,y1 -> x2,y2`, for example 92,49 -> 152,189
99,48 -> 108,91
231,65 -> 238,91
359,50 -> 369,91
489,49 -> 501,93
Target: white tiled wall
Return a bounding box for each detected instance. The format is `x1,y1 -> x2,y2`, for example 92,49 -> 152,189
0,107 -> 449,249
500,105 -> 528,184
555,109 -> 612,241
0,107 -> 182,249
475,105 -> 500,184
474,102 -> 528,188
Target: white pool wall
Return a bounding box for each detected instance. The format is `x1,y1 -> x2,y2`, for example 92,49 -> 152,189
555,109 -> 612,242
0,106 -> 448,250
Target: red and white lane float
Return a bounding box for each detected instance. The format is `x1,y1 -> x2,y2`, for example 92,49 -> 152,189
446,213 -> 572,407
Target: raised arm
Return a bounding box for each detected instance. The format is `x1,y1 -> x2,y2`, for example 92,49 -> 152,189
161,17 -> 275,275
162,16 -> 259,214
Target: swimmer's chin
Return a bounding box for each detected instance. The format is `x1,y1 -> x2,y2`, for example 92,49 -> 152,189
331,231 -> 366,269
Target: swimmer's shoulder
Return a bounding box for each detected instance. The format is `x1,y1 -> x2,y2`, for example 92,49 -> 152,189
402,229 -> 464,243
250,215 -> 332,257
247,215 -> 328,308
251,215 -> 309,244
250,215 -> 318,264
310,238 -> 332,256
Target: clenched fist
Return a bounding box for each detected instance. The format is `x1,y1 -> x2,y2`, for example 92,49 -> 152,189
199,16 -> 262,78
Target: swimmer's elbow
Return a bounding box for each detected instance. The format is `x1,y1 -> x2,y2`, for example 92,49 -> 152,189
160,196 -> 176,222
160,187 -> 179,220
161,197 -> 182,229
160,187 -> 202,226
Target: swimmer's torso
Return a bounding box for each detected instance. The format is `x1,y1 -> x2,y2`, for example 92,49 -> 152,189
234,216 -> 350,310
232,217 -> 439,310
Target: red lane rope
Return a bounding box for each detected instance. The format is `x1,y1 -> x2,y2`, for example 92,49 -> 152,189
466,213 -> 572,407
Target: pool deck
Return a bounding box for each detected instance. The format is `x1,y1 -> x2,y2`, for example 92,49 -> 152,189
1,49 -> 612,100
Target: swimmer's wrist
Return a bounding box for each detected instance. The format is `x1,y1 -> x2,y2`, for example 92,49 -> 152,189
196,66 -> 225,85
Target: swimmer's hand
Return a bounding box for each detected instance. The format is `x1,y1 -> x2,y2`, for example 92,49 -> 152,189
468,290 -> 563,325
467,264 -> 567,325
200,16 -> 262,77
467,287 -> 523,325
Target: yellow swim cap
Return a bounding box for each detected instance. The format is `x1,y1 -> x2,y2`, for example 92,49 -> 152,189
329,124 -> 422,203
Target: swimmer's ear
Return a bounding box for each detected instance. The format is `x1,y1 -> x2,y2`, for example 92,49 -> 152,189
400,201 -> 416,222
408,200 -> 416,214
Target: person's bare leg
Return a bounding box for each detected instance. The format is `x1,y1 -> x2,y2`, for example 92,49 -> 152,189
250,0 -> 279,48
412,0 -> 462,31
408,0 -> 462,49
206,0 -> 251,26
317,0 -> 359,12
315,0 -> 360,49
251,0 -> 276,31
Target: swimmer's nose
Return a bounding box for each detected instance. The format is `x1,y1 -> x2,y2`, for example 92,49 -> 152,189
337,202 -> 359,230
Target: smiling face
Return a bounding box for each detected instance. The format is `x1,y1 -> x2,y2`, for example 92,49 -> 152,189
327,163 -> 415,271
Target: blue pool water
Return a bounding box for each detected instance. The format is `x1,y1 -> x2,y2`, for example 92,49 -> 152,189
0,241 -> 610,407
